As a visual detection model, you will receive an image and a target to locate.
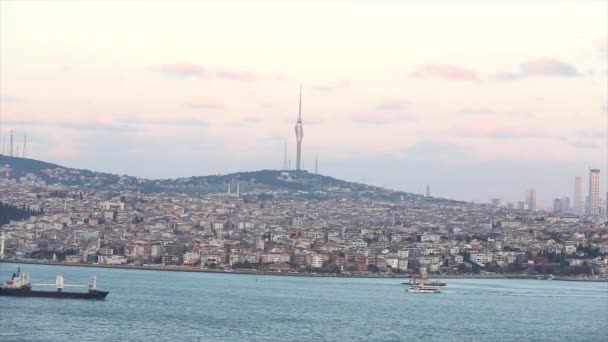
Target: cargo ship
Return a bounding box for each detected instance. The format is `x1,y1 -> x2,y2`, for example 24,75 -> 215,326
0,268 -> 109,300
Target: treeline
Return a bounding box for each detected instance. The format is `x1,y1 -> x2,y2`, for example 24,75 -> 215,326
0,201 -> 43,225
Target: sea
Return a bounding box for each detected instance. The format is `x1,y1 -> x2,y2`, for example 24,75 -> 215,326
0,262 -> 607,342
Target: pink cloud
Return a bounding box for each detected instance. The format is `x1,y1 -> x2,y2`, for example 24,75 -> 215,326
413,64 -> 478,81
153,62 -> 206,77
519,58 -> 580,77
215,68 -> 259,81
184,97 -> 224,109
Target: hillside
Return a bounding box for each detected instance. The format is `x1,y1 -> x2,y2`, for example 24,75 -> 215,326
0,155 -> 60,177
0,155 -> 464,204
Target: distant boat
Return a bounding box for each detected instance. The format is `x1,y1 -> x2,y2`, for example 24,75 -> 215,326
403,276 -> 447,287
406,285 -> 441,294
0,268 -> 109,300
426,280 -> 447,286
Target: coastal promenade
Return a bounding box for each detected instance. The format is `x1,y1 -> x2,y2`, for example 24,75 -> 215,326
2,259 -> 605,282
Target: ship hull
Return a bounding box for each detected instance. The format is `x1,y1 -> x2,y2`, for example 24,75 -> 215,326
0,288 -> 108,299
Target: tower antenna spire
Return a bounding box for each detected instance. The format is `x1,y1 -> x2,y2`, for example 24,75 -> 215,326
299,84 -> 302,120
315,152 -> 318,174
23,132 -> 27,158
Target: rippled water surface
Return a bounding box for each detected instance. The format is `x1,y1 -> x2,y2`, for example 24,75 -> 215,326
1,262 -> 607,342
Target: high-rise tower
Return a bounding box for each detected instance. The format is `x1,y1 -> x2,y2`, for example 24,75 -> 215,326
588,168 -> 600,216
574,176 -> 583,214
526,187 -> 536,211
294,85 -> 303,171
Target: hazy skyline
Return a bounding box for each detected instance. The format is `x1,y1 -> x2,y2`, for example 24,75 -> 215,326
0,1 -> 606,206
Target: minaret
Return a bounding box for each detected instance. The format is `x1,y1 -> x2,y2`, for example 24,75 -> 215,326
294,85 -> 303,171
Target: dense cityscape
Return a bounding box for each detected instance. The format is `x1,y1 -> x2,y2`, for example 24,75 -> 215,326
1,157 -> 606,280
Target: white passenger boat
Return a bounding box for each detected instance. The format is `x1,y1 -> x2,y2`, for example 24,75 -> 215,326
406,285 -> 441,294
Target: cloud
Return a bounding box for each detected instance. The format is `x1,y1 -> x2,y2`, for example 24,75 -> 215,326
352,111 -> 415,124
519,58 -> 580,77
0,94 -> 22,104
215,68 -> 259,81
115,115 -> 209,127
487,130 -> 542,140
165,118 -> 209,127
184,97 -> 224,109
152,63 -> 258,80
458,107 -> 497,116
452,119 -> 549,140
575,130 -> 605,139
404,141 -> 471,161
3,119 -> 136,132
152,62 -> 206,77
596,35 -> 608,57
312,80 -> 350,92
243,116 -> 263,124
375,100 -> 409,111
411,64 -> 478,81
602,105 -> 607,113
569,141 -> 600,149
489,72 -> 522,81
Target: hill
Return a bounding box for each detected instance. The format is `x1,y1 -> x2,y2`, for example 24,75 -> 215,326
0,155 -> 61,177
0,154 -> 465,205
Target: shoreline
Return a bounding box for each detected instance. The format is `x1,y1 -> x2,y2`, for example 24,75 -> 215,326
2,259 -> 607,282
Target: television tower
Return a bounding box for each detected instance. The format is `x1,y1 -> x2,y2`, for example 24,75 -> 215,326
294,85 -> 303,171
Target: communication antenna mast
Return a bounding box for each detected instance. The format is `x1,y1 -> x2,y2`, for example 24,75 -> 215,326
23,132 -> 27,158
315,153 -> 318,174
282,141 -> 288,171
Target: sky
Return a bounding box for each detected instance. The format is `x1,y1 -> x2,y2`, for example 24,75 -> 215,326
0,0 -> 607,207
